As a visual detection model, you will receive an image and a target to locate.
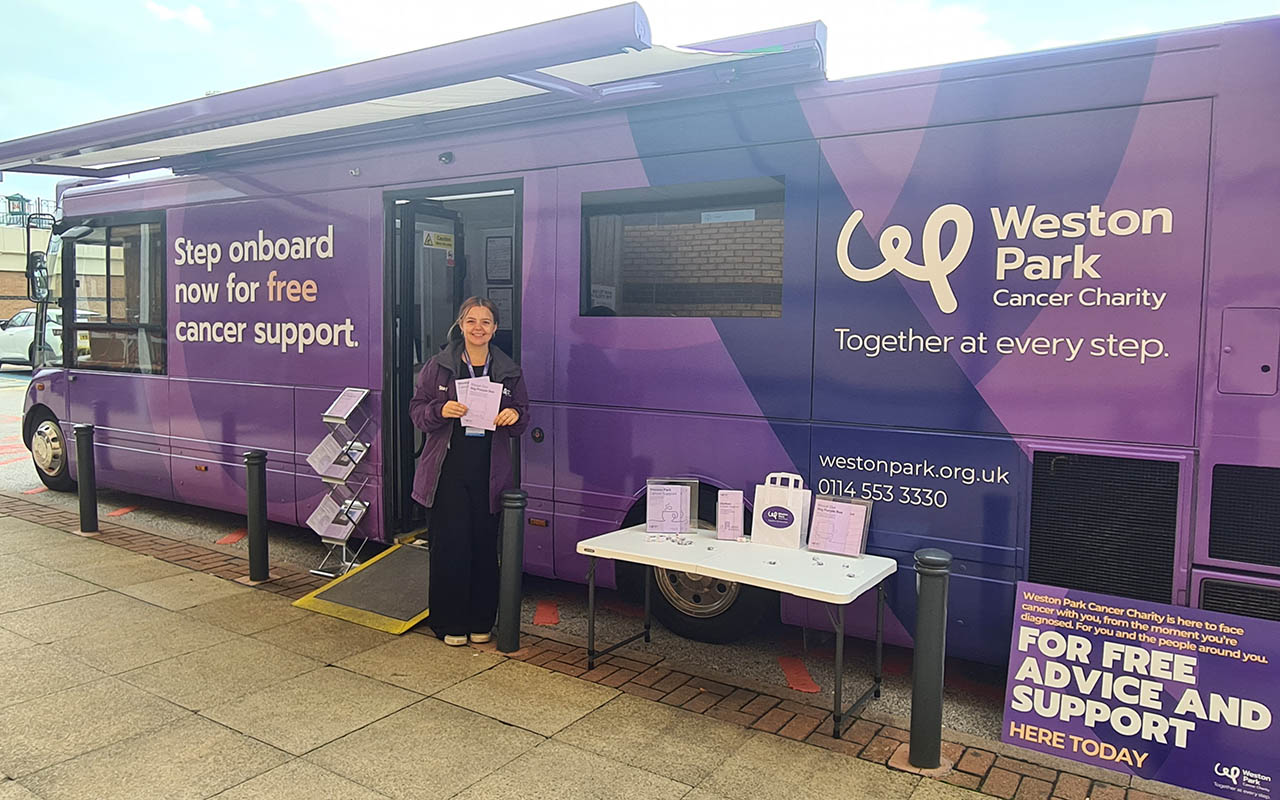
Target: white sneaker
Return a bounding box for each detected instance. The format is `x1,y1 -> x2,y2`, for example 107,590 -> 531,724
469,632 -> 492,644
443,634 -> 468,646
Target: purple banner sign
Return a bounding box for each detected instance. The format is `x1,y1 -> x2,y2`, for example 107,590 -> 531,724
1003,582 -> 1277,799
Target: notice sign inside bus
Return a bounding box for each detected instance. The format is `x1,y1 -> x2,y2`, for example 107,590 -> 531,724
1003,582 -> 1277,799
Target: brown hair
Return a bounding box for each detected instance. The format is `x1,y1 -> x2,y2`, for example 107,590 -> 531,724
450,296 -> 499,344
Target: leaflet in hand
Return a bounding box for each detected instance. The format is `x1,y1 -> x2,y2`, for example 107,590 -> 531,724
456,377 -> 501,431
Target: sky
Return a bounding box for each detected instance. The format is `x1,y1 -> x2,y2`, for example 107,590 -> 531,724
3,0 -> 1278,204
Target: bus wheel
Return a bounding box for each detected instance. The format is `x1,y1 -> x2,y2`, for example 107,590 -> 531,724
616,482 -> 775,643
649,568 -> 773,643
29,410 -> 74,492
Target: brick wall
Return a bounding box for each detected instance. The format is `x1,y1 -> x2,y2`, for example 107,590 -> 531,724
618,219 -> 783,317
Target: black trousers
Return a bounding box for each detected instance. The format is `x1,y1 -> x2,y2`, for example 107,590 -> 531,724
429,465 -> 499,637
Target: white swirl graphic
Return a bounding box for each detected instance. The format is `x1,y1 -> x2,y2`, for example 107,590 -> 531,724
836,203 -> 973,314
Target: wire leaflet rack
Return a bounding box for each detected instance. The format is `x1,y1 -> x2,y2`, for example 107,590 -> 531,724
305,387 -> 372,578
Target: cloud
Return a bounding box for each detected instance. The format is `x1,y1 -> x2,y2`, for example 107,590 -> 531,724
145,1 -> 213,32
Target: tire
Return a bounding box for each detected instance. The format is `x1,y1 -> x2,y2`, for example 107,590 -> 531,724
617,483 -> 775,644
27,344 -> 35,367
28,408 -> 74,492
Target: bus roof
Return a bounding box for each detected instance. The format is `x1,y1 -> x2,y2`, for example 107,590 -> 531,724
0,4 -> 824,179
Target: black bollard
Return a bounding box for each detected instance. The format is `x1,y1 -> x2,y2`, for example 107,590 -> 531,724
244,450 -> 268,582
496,489 -> 528,653
74,424 -> 97,533
910,548 -> 953,769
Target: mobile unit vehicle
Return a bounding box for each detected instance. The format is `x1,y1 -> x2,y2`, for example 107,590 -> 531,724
6,6 -> 1280,664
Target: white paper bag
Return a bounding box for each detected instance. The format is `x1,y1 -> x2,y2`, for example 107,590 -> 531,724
751,472 -> 811,548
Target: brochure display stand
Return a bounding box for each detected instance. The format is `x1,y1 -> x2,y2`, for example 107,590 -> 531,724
305,388 -> 372,578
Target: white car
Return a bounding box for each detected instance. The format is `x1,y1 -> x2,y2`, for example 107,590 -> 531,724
0,308 -> 88,366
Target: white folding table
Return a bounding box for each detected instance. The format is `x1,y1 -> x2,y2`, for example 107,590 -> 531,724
577,524 -> 898,738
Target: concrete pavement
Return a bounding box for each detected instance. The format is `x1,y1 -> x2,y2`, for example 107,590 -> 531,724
0,503 -> 1198,800
0,511 -> 970,800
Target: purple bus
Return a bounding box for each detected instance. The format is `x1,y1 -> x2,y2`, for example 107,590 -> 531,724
5,5 -> 1280,664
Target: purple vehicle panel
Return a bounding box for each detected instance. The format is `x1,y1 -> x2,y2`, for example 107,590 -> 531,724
8,7 -> 1280,664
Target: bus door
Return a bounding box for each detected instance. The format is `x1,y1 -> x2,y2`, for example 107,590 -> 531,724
61,215 -> 173,499
385,185 -> 523,535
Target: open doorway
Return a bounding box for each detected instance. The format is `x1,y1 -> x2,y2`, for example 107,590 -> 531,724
384,182 -> 521,534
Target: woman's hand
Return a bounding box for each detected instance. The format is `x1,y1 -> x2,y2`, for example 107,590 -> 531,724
441,401 -> 468,419
494,408 -> 520,427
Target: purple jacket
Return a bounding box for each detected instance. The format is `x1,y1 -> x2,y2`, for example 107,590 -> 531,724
409,341 -> 530,514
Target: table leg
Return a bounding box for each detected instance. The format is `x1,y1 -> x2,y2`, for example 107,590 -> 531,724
644,566 -> 652,643
587,557 -> 597,670
875,580 -> 884,698
833,603 -> 845,738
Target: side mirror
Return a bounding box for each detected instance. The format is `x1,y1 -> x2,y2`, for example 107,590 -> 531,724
26,251 -> 50,304
24,213 -> 56,304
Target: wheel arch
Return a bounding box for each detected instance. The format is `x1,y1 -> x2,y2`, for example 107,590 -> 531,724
23,403 -> 57,449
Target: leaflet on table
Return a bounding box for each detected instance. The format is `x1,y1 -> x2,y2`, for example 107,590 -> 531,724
455,377 -> 501,431
807,495 -> 871,557
646,484 -> 691,533
717,490 -> 743,540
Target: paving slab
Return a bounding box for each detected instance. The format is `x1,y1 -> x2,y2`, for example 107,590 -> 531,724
182,589 -> 310,635
0,555 -> 52,579
455,739 -> 691,800
335,633 -> 503,695
0,519 -> 75,552
19,538 -> 143,571
0,645 -> 106,709
555,692 -> 754,785
210,759 -> 391,799
49,612 -> 238,674
307,697 -> 542,799
252,612 -> 397,663
0,677 -> 188,777
697,731 -> 920,800
120,636 -> 323,710
909,778 -> 986,799
0,627 -> 33,654
682,791 -> 735,800
19,714 -> 289,800
58,554 -> 189,589
115,571 -> 249,610
202,666 -> 421,755
0,590 -> 175,644
434,658 -> 618,736
0,571 -> 100,615
0,781 -> 41,799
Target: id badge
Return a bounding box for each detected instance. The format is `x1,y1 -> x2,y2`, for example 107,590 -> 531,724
465,426 -> 485,437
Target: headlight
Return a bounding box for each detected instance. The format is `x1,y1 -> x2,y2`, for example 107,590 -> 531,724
52,328 -> 62,336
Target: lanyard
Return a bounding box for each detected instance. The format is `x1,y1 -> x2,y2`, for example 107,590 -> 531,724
463,350 -> 490,379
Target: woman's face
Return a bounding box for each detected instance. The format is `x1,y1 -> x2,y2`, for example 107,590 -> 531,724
461,305 -> 496,349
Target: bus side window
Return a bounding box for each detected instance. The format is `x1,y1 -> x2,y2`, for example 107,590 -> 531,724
580,177 -> 786,319
71,218 -> 166,374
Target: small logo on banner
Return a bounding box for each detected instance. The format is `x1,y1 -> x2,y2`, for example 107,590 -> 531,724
762,507 -> 794,528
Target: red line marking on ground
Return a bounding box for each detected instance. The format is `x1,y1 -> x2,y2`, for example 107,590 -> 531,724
778,656 -> 821,693
105,506 -> 141,518
22,487 -> 47,495
0,444 -> 29,454
532,600 -> 560,626
0,456 -> 28,466
216,529 -> 247,545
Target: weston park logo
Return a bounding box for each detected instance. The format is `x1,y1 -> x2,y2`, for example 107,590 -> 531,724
836,204 -> 973,314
